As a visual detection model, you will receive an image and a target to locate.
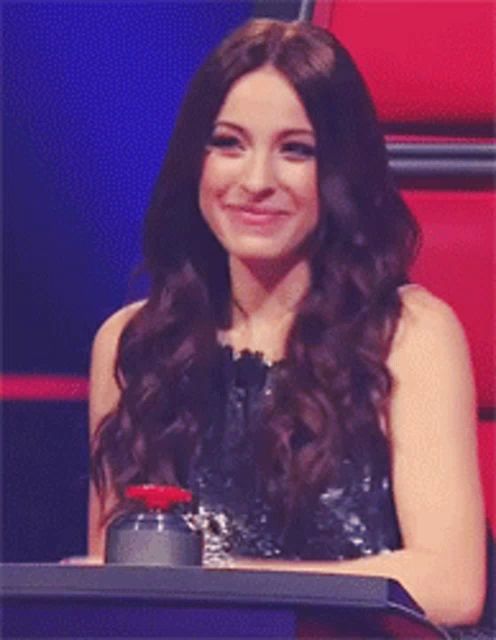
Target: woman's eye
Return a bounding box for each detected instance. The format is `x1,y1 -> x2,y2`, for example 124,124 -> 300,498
281,142 -> 316,159
207,135 -> 242,151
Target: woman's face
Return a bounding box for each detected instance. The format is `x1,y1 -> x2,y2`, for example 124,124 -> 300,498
199,66 -> 319,266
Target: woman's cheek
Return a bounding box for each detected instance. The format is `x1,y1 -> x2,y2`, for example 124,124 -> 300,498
202,155 -> 239,198
278,161 -> 318,204
199,156 -> 236,226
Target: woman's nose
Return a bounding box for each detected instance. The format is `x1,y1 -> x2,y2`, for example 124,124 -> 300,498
239,151 -> 276,197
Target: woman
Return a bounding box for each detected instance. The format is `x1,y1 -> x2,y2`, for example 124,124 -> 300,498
88,19 -> 486,629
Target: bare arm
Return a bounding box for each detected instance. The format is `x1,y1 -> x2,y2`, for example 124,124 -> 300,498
87,301 -> 146,559
231,287 -> 486,626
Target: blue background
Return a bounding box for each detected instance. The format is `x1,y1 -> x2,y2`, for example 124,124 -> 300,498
3,1 -> 254,561
4,1 -> 252,375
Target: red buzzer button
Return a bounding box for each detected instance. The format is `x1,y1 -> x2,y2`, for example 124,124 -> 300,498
125,485 -> 193,511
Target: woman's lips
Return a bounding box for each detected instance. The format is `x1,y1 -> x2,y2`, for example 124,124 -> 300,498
225,204 -> 288,226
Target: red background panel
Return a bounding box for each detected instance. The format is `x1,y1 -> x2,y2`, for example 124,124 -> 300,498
406,189 -> 495,408
314,0 -> 495,124
478,421 -> 495,533
0,375 -> 88,401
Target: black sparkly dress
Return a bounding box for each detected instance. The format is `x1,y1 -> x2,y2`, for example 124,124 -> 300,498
188,346 -> 494,639
190,346 -> 401,564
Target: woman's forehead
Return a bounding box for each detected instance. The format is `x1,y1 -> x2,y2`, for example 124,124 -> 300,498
216,67 -> 314,134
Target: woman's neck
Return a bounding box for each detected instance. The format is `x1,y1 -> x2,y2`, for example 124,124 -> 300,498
219,255 -> 311,361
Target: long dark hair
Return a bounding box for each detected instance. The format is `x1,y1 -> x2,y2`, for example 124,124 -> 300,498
91,19 -> 420,522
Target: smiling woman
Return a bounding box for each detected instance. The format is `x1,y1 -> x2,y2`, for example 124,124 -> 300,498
199,67 -> 319,268
87,18 -> 488,636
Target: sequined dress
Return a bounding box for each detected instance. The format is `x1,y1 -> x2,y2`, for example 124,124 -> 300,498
190,345 -> 402,566
188,346 -> 495,639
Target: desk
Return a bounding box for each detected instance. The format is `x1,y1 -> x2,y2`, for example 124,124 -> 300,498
0,563 -> 449,638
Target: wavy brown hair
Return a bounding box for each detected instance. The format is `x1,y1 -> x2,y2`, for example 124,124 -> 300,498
91,19 -> 420,522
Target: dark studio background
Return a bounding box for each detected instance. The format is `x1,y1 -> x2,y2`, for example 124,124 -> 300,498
3,1 -> 307,562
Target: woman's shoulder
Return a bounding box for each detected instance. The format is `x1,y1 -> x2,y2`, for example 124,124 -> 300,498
93,299 -> 147,352
397,283 -> 457,319
394,284 -> 467,347
89,300 -> 147,427
388,283 -> 471,377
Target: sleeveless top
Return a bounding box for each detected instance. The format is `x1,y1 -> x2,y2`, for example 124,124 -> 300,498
188,345 -> 402,567
184,345 -> 495,639
186,345 -> 495,639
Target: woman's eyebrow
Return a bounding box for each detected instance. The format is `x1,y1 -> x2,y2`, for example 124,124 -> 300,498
213,121 -> 244,134
277,128 -> 315,139
214,121 -> 315,139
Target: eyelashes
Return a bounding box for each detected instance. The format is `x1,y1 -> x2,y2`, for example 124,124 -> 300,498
206,134 -> 316,159
207,135 -> 240,150
280,142 -> 316,158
